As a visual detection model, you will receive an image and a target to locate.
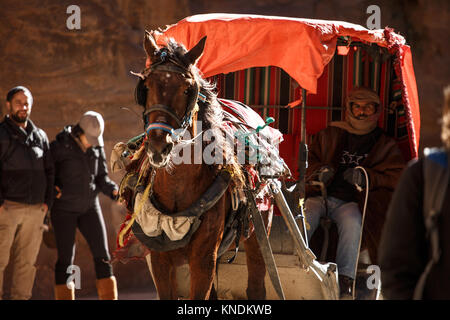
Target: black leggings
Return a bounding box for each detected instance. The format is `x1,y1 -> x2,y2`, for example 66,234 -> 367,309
51,201 -> 113,284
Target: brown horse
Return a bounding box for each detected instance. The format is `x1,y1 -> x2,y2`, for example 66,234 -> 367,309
129,31 -> 275,300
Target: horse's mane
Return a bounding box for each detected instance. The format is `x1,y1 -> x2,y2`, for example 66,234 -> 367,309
135,38 -> 245,189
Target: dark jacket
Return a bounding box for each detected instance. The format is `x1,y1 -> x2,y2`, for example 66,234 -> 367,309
51,126 -> 118,213
306,126 -> 406,263
379,158 -> 450,299
0,116 -> 54,208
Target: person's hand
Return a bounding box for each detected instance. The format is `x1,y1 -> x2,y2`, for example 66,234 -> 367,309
317,166 -> 335,184
343,168 -> 366,188
112,189 -> 119,201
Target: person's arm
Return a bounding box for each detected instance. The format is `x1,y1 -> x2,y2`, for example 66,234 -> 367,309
41,130 -> 55,211
378,159 -> 427,299
306,130 -> 333,180
364,139 -> 405,191
0,135 -> 4,209
95,147 -> 118,199
305,129 -> 339,198
0,127 -> 11,209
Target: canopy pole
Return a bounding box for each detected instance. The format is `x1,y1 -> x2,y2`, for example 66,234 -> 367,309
301,89 -> 307,144
296,88 -> 309,247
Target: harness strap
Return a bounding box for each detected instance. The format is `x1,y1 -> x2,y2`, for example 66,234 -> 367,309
217,191 -> 244,261
132,170 -> 232,252
413,147 -> 450,299
118,173 -> 154,247
145,122 -> 174,135
144,105 -> 182,127
141,55 -> 201,133
150,63 -> 187,75
149,53 -> 189,74
150,170 -> 232,218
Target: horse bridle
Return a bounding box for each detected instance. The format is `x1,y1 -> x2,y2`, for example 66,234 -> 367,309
140,50 -> 205,139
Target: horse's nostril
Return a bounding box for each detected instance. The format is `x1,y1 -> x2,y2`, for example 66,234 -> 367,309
147,140 -> 172,165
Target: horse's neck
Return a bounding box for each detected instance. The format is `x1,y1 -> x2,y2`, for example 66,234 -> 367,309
152,163 -> 215,213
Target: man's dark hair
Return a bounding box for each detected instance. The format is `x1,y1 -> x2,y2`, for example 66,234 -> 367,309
6,86 -> 33,106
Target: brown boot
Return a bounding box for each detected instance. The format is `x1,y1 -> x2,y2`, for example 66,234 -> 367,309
338,275 -> 354,300
96,276 -> 118,300
54,283 -> 75,300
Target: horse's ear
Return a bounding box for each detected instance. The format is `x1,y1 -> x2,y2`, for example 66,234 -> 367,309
185,36 -> 207,66
144,30 -> 159,59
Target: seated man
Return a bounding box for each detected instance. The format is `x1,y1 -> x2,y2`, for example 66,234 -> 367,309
304,87 -> 405,299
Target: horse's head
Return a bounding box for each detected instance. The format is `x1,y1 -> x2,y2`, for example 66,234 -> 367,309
135,31 -> 207,168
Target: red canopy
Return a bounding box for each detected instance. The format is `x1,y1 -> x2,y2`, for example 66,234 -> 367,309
154,13 -> 420,158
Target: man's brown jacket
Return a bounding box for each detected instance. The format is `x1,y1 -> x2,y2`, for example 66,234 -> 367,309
306,126 -> 406,263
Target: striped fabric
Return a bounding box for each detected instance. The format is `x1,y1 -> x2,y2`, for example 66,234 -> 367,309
146,122 -> 174,134
208,45 -> 412,176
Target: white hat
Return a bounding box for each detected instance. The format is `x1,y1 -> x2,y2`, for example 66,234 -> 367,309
79,111 -> 104,147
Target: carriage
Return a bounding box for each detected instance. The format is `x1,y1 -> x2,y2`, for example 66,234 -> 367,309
112,13 -> 420,300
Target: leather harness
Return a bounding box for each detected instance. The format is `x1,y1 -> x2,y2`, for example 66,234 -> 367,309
139,50 -> 200,136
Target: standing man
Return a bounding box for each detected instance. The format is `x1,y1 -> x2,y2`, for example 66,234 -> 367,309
0,86 -> 54,300
379,86 -> 450,299
304,87 -> 405,299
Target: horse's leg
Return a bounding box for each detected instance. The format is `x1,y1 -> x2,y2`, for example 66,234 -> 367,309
243,233 -> 267,299
243,209 -> 273,300
150,251 -> 177,299
188,201 -> 227,299
189,244 -> 217,300
188,234 -> 221,299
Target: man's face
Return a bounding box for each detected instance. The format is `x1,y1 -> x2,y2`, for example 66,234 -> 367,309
6,91 -> 32,123
350,100 -> 377,120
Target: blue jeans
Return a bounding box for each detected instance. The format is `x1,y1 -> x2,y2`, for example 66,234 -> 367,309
305,196 -> 362,278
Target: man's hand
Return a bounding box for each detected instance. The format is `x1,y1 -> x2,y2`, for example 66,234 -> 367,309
318,166 -> 335,184
343,168 -> 366,188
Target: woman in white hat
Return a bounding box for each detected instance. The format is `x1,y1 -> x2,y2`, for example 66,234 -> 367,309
50,111 -> 119,300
